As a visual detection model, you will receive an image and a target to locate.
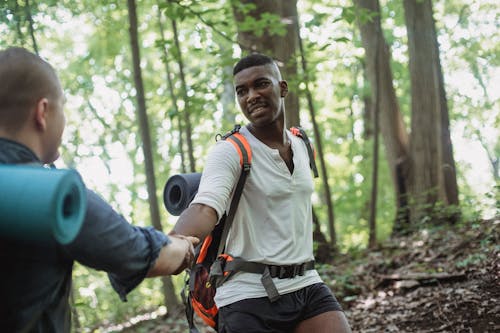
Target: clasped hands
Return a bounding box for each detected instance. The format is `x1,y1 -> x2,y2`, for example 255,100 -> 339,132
165,234 -> 199,275
147,233 -> 199,277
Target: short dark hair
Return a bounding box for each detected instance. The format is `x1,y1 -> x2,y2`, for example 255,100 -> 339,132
0,47 -> 60,132
233,53 -> 275,76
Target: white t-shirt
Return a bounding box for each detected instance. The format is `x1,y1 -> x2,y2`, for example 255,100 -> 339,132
191,126 -> 322,308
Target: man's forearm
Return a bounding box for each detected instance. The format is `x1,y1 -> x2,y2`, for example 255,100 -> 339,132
170,203 -> 218,241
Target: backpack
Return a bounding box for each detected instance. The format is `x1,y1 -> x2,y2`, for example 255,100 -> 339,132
182,124 -> 318,333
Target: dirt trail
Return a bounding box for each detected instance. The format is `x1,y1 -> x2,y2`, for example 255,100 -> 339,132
115,218 -> 499,333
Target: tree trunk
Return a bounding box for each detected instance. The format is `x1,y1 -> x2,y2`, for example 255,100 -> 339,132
295,12 -> 337,249
431,7 -> 460,219
355,0 -> 411,232
127,0 -> 179,311
232,0 -> 300,127
232,1 -> 335,247
312,208 -> 333,263
280,2 -> 300,128
157,9 -> 187,174
13,1 -> 26,46
25,0 -> 39,55
171,20 -> 196,172
403,0 -> 447,223
368,29 -> 381,249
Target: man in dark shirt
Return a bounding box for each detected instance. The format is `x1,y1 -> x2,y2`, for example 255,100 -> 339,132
0,47 -> 198,332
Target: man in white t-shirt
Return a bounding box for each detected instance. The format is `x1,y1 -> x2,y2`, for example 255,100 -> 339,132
171,53 -> 351,333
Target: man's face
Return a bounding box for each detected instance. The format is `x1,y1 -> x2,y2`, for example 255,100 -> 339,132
42,85 -> 66,164
234,64 -> 287,127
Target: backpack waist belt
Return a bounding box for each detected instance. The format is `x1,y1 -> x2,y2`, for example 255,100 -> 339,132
224,259 -> 315,278
212,258 -> 315,302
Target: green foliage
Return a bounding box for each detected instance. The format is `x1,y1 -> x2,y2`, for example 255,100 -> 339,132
340,6 -> 357,24
316,261 -> 365,305
235,12 -> 286,37
1,0 -> 498,329
455,253 -> 487,268
455,219 -> 497,269
161,2 -> 189,21
231,1 -> 256,16
72,263 -> 168,330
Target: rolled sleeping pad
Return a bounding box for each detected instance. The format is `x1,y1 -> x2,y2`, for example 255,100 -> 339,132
0,164 -> 87,244
163,172 -> 201,216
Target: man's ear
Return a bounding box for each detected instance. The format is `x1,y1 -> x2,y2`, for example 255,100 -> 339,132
280,80 -> 288,98
34,98 -> 49,131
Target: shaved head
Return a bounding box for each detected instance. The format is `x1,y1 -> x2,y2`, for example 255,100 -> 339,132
0,47 -> 61,133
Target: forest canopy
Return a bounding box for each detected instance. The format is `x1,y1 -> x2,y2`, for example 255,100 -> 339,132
0,0 -> 498,330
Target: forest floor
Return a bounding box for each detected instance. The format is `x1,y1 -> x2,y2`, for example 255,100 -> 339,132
111,217 -> 499,333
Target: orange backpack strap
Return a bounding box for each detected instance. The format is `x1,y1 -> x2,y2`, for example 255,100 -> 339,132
225,134 -> 252,171
215,125 -> 252,255
290,126 -> 319,178
184,125 -> 252,333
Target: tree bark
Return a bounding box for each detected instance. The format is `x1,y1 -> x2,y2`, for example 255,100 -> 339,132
232,1 -> 335,247
404,0 -> 454,223
232,0 -> 300,127
368,31 -> 380,249
431,6 -> 460,217
171,20 -> 196,172
157,9 -> 187,174
355,0 -> 411,231
127,0 -> 179,310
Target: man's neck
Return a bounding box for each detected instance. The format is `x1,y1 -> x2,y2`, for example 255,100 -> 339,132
247,122 -> 288,148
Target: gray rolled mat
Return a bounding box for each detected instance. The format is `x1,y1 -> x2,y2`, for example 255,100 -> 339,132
0,165 -> 87,244
163,173 -> 201,216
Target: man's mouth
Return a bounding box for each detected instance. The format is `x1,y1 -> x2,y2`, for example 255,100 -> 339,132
249,103 -> 267,114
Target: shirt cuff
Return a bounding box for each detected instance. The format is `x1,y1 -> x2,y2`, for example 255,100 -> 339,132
108,227 -> 171,301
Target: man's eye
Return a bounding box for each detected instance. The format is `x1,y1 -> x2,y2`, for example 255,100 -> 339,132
257,81 -> 270,88
236,89 -> 246,97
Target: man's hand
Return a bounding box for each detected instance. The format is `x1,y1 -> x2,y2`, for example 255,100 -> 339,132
169,234 -> 199,274
147,234 -> 199,277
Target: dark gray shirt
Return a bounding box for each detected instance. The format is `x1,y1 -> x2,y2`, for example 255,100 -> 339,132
0,138 -> 170,332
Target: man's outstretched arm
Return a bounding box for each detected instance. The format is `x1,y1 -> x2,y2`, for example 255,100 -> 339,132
169,203 -> 218,242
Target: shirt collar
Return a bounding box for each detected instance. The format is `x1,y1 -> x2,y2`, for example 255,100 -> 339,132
0,137 -> 41,164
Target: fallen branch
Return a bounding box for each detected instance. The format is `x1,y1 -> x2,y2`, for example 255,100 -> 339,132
376,272 -> 466,289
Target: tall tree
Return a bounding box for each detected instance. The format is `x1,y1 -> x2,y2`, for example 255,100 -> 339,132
295,10 -> 337,248
403,0 -> 459,223
171,19 -> 196,173
157,8 -> 187,174
232,1 -> 336,247
126,0 -> 179,311
231,0 -> 300,127
430,3 -> 460,214
354,0 -> 411,232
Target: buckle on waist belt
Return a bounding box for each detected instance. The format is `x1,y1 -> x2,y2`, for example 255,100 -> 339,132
222,259 -> 315,302
225,259 -> 315,278
268,261 -> 313,279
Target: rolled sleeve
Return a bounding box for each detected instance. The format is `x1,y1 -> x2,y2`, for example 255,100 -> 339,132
108,226 -> 170,301
65,190 -> 171,301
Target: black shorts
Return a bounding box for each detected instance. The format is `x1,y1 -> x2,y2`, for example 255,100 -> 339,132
218,282 -> 343,333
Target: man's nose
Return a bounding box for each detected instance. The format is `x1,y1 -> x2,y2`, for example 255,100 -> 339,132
246,88 -> 259,104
